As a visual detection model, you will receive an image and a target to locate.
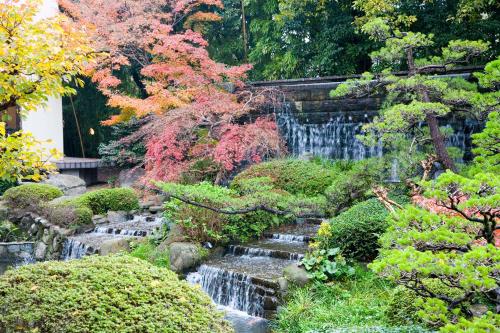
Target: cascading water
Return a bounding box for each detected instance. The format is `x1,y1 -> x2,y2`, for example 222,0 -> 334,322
276,103 -> 383,160
188,264 -> 266,317
228,244 -> 304,261
61,239 -> 90,260
269,233 -> 307,242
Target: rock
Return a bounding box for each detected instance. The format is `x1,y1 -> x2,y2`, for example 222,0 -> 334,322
92,214 -> 107,225
149,206 -> 164,214
158,224 -> 185,251
283,264 -> 310,287
118,168 -> 145,188
34,242 -> 47,260
469,304 -> 489,317
99,238 -> 130,256
169,242 -> 202,273
107,211 -> 128,224
41,174 -> 86,196
277,277 -> 288,293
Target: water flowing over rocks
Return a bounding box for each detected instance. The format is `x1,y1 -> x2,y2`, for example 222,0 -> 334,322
187,220 -> 320,332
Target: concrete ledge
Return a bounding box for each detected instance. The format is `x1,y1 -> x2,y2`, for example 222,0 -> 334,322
55,157 -> 102,170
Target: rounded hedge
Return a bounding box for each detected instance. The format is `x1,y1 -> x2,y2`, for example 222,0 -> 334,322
327,198 -> 389,262
231,159 -> 338,196
0,255 -> 232,333
73,188 -> 140,214
3,183 -> 63,209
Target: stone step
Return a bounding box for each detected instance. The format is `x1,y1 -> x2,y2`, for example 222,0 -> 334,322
228,238 -> 310,261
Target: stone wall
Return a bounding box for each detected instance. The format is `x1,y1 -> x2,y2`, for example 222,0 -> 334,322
13,213 -> 72,261
0,242 -> 34,264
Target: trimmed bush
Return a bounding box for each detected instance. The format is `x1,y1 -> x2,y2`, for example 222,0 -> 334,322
3,183 -> 63,210
42,201 -> 93,228
231,159 -> 339,196
73,188 -> 139,214
0,255 -> 232,333
326,198 -> 390,262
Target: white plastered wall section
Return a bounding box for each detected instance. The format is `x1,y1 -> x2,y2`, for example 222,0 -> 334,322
18,0 -> 65,155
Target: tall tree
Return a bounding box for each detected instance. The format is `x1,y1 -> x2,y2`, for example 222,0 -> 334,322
331,0 -> 498,171
60,0 -> 285,182
0,0 -> 92,117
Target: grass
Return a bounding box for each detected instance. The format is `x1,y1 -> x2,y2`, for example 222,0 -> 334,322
129,242 -> 170,268
272,267 -> 428,333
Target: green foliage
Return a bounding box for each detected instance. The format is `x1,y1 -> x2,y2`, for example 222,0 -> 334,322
3,184 -> 63,210
0,180 -> 15,196
160,181 -> 326,244
42,201 -> 93,228
320,198 -> 394,262
385,286 -> 423,326
98,117 -> 147,167
231,159 -> 338,196
0,220 -> 26,242
440,312 -> 500,333
0,255 -> 232,333
73,188 -> 140,215
324,159 -> 384,215
370,197 -> 499,328
301,247 -> 355,282
272,267 -> 428,333
129,241 -> 170,268
470,111 -> 499,174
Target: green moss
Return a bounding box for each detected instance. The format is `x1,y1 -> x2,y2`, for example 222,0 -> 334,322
72,188 -> 140,214
231,159 -> 339,196
3,184 -> 63,210
0,255 -> 232,333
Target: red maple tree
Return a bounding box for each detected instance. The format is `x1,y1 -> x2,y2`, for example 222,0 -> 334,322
60,0 -> 285,182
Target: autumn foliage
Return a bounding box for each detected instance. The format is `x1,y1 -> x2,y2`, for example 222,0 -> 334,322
59,0 -> 284,182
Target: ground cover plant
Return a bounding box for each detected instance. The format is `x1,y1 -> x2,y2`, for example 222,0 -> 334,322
273,267 -> 429,333
0,255 -> 232,333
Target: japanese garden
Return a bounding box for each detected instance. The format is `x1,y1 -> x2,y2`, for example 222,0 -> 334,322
0,0 -> 499,332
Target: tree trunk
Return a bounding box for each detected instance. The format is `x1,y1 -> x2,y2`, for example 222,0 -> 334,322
240,1 -> 248,61
425,113 -> 457,172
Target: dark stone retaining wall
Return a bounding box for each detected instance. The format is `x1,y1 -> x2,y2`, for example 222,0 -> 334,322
0,242 -> 34,263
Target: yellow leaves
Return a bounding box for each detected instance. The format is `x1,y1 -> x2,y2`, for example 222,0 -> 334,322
0,0 -> 95,116
0,122 -> 5,136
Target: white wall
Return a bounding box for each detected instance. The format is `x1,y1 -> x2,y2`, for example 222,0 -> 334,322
19,0 -> 65,154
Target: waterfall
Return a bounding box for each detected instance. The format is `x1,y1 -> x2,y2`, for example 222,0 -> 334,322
93,227 -> 148,237
276,103 -> 382,160
187,265 -> 266,317
227,245 -> 304,261
61,239 -> 89,260
269,233 -> 307,242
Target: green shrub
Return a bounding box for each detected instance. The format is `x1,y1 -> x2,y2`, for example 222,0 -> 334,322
3,183 -> 63,210
385,286 -> 423,326
231,159 -> 339,196
0,220 -> 26,242
0,255 -> 232,333
42,201 -> 93,228
129,241 -> 170,268
324,198 -> 391,262
160,181 -> 326,244
324,159 -> 383,215
73,188 -> 139,214
0,180 -> 15,196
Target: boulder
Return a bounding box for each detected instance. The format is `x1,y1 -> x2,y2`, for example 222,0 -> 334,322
118,168 -> 145,188
283,264 -> 310,287
41,174 -> 86,196
34,242 -> 47,260
99,238 -> 130,256
169,242 -> 202,273
158,224 -> 185,251
107,211 -> 128,224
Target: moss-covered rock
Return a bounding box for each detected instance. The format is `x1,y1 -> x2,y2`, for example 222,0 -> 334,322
3,184 -> 63,210
0,255 -> 233,333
